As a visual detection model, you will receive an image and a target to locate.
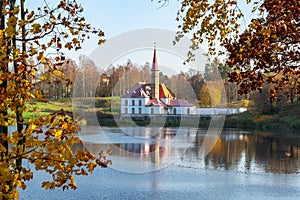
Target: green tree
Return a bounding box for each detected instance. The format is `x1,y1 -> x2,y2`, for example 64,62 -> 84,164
0,1 -> 109,199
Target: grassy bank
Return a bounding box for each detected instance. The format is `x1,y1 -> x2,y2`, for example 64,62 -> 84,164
225,102 -> 300,131
22,101 -> 72,123
22,99 -> 300,131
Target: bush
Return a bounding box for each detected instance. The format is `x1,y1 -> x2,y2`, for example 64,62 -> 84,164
95,98 -> 111,108
291,119 -> 300,129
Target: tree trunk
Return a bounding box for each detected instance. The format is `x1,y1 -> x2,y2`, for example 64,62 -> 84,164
0,0 -> 9,158
15,0 -> 27,171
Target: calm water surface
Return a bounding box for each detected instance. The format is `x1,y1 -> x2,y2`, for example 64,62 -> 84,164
20,127 -> 300,200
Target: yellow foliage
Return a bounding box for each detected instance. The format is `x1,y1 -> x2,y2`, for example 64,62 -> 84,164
54,129 -> 63,137
253,115 -> 272,122
30,23 -> 41,34
53,69 -> 64,78
243,100 -> 249,107
41,75 -> 47,81
0,143 -> 7,153
0,0 -> 107,198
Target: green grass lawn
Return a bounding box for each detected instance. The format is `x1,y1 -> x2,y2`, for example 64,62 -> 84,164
21,97 -> 119,124
23,101 -> 72,122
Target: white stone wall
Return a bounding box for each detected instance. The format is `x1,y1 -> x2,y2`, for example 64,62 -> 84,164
196,107 -> 247,115
171,106 -> 197,115
121,97 -> 246,116
121,97 -> 150,114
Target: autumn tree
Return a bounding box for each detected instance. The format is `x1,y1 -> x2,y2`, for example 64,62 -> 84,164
186,68 -> 204,101
60,59 -> 78,98
0,1 -> 109,199
100,61 -> 152,97
39,58 -> 69,99
198,82 -> 211,107
96,72 -> 111,97
74,55 -> 100,98
226,0 -> 299,101
40,58 -> 78,99
167,0 -> 299,101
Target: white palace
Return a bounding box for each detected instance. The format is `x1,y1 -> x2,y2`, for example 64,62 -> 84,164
120,46 -> 196,116
120,46 -> 247,117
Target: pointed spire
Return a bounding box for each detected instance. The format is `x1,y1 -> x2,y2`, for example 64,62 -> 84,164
152,42 -> 158,71
151,43 -> 159,99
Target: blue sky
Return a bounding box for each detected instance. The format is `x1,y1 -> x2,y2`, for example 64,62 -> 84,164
81,1 -> 181,37
76,1 -> 183,61
74,1 -> 255,59
26,1 -> 183,65
81,1 -> 194,75
26,1 -> 256,73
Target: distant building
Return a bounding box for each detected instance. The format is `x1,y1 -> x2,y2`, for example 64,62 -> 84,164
121,46 -> 196,115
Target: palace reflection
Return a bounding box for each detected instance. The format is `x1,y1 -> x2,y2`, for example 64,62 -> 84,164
74,127 -> 300,174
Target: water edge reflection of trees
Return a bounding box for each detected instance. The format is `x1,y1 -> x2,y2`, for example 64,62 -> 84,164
196,131 -> 300,174
73,128 -> 300,174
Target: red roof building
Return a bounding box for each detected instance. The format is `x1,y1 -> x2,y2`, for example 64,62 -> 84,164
120,45 -> 196,115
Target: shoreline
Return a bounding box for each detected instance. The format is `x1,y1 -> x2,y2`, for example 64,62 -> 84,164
93,112 -> 300,132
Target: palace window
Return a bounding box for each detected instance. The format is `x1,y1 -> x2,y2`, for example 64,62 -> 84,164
132,100 -> 135,106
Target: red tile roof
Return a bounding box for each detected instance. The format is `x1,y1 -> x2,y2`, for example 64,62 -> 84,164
170,99 -> 195,107
122,83 -> 195,107
146,99 -> 169,108
122,83 -> 174,99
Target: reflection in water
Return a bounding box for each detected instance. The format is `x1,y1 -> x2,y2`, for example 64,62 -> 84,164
79,127 -> 197,172
77,127 -> 300,174
188,130 -> 300,174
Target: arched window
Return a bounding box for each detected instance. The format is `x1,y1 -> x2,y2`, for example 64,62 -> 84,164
173,108 -> 177,115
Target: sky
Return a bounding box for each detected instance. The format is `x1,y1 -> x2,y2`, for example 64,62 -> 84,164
26,0 -> 186,73
73,0 -> 186,74
81,1 -> 181,38
26,0 -> 256,75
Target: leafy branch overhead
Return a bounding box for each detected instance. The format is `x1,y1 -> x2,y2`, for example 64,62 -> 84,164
22,1 -> 105,64
225,0 -> 300,99
173,0 -> 299,99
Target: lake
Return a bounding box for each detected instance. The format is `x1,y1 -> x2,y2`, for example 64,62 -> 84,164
19,127 -> 300,199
